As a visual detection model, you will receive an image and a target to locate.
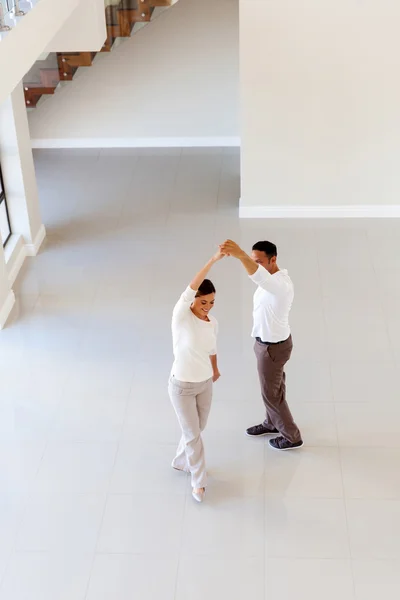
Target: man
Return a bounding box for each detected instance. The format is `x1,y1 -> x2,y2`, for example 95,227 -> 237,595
220,239 -> 303,451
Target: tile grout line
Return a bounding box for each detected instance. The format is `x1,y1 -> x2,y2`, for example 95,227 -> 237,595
0,548 -> 13,596
335,405 -> 357,599
109,152 -> 139,255
165,148 -> 183,230
263,441 -> 267,600
172,473 -> 190,600
365,227 -> 397,366
82,388 -> 131,600
315,232 -> 357,597
0,335 -> 72,586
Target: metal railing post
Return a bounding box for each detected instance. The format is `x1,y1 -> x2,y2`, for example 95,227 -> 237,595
0,2 -> 11,31
14,0 -> 25,16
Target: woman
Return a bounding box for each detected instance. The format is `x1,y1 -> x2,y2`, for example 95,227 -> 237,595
169,250 -> 224,503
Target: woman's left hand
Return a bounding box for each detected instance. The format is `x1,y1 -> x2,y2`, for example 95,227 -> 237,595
219,240 -> 244,259
212,248 -> 226,262
212,370 -> 221,383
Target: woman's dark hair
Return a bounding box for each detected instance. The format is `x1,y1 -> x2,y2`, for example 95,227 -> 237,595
196,279 -> 216,297
252,240 -> 277,259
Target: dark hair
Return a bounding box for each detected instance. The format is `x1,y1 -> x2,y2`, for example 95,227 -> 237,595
252,240 -> 277,259
196,279 -> 216,297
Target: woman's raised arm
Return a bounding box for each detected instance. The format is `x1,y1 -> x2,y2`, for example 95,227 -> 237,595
189,249 -> 225,291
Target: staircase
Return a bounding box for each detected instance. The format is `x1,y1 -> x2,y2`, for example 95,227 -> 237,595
23,0 -> 174,108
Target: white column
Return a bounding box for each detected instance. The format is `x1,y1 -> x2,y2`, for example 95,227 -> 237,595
0,82 -> 46,254
239,0 -> 400,218
0,240 -> 15,329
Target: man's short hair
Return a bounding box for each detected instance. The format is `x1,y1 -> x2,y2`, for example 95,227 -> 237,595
252,241 -> 277,258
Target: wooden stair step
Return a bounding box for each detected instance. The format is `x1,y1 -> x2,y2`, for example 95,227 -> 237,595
24,85 -> 56,93
149,0 -> 171,6
103,1 -> 152,50
58,52 -> 93,67
40,68 -> 60,87
57,64 -> 78,80
107,22 -> 132,37
57,54 -> 80,80
105,5 -> 131,31
25,96 -> 40,108
119,0 -> 140,8
101,30 -> 116,52
23,86 -> 56,107
101,0 -> 155,52
105,5 -> 120,24
119,7 -> 151,22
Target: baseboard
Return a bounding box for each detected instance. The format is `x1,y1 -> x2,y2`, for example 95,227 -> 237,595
30,137 -> 241,149
0,290 -> 16,330
25,224 -> 46,256
239,204 -> 400,219
5,234 -> 27,286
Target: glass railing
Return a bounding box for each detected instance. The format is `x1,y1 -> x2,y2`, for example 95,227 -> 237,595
102,0 -> 174,49
22,52 -> 61,107
103,0 -> 148,51
0,0 -> 36,36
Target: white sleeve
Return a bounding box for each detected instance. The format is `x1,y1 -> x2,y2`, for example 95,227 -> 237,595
172,286 -> 197,322
210,319 -> 218,355
249,265 -> 282,294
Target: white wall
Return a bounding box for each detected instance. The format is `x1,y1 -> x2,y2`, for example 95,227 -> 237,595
28,0 -> 239,147
0,83 -> 44,249
0,241 -> 15,329
240,0 -> 400,216
45,0 -> 106,52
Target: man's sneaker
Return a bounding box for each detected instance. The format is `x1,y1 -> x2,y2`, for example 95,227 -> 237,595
269,436 -> 304,451
246,424 -> 279,437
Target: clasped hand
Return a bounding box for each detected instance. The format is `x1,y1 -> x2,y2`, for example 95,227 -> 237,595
218,239 -> 244,259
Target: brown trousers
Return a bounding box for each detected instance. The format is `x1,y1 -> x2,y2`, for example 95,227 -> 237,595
254,336 -> 301,444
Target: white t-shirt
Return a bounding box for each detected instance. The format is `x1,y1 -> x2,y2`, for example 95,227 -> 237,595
249,265 -> 294,343
171,286 -> 218,383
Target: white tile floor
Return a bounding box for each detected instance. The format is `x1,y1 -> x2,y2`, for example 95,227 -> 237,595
1,147 -> 400,598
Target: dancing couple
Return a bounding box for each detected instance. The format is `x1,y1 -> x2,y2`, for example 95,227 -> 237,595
168,239 -> 303,503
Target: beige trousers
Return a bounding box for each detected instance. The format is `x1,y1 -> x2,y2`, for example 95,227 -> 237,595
168,376 -> 213,489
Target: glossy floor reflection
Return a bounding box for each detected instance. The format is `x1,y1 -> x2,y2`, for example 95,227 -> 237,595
1,148 -> 400,599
